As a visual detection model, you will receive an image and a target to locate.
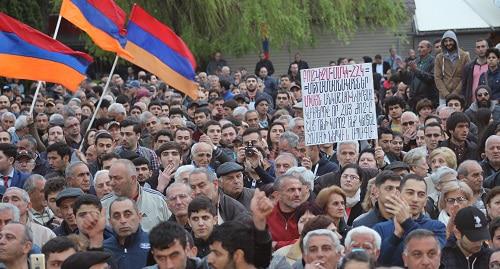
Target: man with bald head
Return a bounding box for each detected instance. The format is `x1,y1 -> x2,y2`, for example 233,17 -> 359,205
401,111 -> 419,151
407,40 -> 438,110
102,159 -> 170,232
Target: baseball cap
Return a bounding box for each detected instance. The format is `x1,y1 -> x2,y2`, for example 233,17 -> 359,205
56,188 -> 84,206
2,85 -> 11,92
16,150 -> 34,161
127,80 -> 141,88
384,161 -> 410,172
454,206 -> 490,242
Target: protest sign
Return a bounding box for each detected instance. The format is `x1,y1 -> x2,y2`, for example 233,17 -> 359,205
301,63 -> 377,146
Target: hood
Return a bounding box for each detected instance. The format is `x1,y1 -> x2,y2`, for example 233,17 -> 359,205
441,30 -> 458,52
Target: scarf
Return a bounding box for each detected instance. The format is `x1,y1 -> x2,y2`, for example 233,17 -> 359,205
346,188 -> 361,208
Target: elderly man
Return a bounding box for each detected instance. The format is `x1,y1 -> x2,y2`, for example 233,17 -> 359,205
103,159 -> 170,232
314,141 -> 359,193
402,229 -> 441,269
63,116 -> 82,149
165,182 -> 192,230
94,170 -> 112,199
458,160 -> 488,213
53,188 -> 82,236
344,226 -> 381,260
23,174 -> 54,226
0,223 -> 33,269
216,162 -> 255,209
274,153 -> 298,177
65,161 -> 92,193
302,229 -> 342,269
103,197 -> 150,269
483,135 -> 500,179
188,167 -> 248,223
2,187 -> 56,247
401,111 -> 419,151
267,175 -> 303,249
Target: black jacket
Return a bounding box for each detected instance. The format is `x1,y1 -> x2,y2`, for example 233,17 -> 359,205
440,139 -> 479,165
462,58 -> 488,107
441,236 -> 492,269
352,202 -> 388,228
311,156 -> 339,177
407,54 -> 438,110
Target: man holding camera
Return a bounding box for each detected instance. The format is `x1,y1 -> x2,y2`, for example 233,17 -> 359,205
236,128 -> 276,188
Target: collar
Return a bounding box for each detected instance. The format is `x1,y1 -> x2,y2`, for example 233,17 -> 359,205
0,167 -> 14,178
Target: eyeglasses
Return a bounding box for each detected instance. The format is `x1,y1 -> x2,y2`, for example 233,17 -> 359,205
341,174 -> 360,181
402,121 -> 416,127
445,196 -> 467,205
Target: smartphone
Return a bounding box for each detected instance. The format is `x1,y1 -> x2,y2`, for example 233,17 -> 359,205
30,254 -> 45,269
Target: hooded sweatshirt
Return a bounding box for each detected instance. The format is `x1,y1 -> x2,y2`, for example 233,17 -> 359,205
434,30 -> 471,98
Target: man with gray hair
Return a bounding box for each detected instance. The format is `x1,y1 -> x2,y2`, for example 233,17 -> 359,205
0,112 -> 15,132
274,152 -> 298,177
93,170 -> 112,199
174,165 -> 195,184
165,182 -> 192,230
0,222 -> 33,269
457,160 -> 487,213
65,161 -> 92,193
278,131 -> 300,156
103,159 -> 170,232
402,229 -> 441,269
2,187 -> 55,247
302,229 -> 342,269
188,167 -> 248,223
0,203 -> 20,229
23,174 -> 54,226
400,111 -> 419,151
344,226 -> 381,260
9,115 -> 29,145
107,102 -> 127,122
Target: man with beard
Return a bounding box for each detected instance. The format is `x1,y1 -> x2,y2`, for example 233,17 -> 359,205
462,39 -> 489,105
440,112 -> 479,165
243,75 -> 273,109
465,85 -> 496,125
174,127 -> 194,165
434,30 -> 470,105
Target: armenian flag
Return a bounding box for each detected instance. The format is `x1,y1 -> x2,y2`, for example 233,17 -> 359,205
0,12 -> 93,92
60,0 -> 131,58
123,4 -> 198,99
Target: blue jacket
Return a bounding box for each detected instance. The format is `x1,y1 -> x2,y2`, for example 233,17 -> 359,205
10,169 -> 29,188
373,214 -> 446,267
104,227 -> 150,269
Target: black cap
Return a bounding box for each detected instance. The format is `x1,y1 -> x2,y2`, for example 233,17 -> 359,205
234,94 -> 249,103
216,162 -> 244,177
2,85 -> 11,92
16,150 -> 34,160
384,161 -> 410,172
454,206 -> 490,242
56,188 -> 84,206
61,251 -> 111,269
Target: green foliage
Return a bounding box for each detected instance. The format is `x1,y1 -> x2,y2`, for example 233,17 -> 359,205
29,0 -> 408,63
0,0 -> 45,30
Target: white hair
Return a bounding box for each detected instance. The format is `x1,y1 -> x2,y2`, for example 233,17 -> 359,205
0,203 -> 20,222
233,107 -> 248,118
337,141 -> 359,154
284,167 -> 314,189
14,115 -> 28,130
191,142 -> 211,155
108,103 -> 126,115
4,187 -> 30,203
174,165 -> 196,182
303,229 -> 342,254
344,226 -> 381,250
1,112 -> 15,121
93,170 -> 109,188
429,166 -> 457,186
288,117 -> 303,131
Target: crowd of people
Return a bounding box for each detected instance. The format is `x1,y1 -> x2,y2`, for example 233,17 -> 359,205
0,30 -> 499,269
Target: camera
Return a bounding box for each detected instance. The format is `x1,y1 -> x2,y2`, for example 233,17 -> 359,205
245,141 -> 255,157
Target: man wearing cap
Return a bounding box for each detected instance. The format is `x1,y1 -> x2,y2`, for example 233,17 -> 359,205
441,206 -> 492,268
53,188 -> 83,236
61,251 -> 111,269
384,161 -> 411,177
14,150 -> 35,174
217,162 -> 255,209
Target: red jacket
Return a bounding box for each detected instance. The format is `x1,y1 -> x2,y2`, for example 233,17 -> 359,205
266,202 -> 299,249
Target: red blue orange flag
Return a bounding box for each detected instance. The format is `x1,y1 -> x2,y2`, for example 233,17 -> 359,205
0,12 -> 93,92
123,4 -> 198,99
60,0 -> 132,58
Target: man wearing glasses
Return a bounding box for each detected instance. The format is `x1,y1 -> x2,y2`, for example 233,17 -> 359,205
400,111 -> 419,152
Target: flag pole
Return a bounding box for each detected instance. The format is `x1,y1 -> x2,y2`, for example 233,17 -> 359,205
29,15 -> 63,115
79,55 -> 119,151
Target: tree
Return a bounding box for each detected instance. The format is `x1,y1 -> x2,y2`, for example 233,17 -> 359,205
19,0 -> 409,64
